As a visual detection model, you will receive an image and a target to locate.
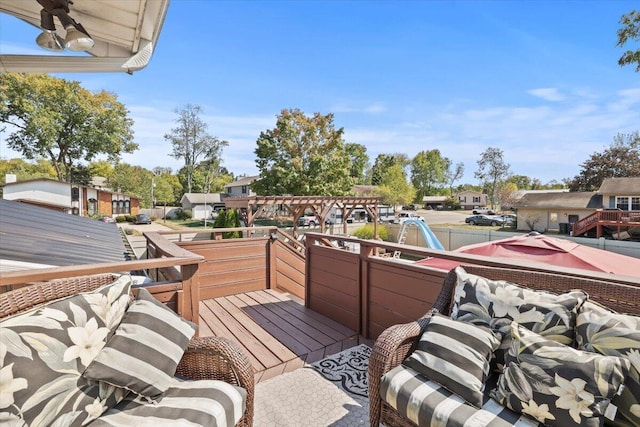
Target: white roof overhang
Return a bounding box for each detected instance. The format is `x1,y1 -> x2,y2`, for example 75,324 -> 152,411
0,0 -> 170,74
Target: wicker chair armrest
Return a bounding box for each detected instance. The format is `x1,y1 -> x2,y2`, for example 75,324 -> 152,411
368,310 -> 435,426
176,336 -> 254,427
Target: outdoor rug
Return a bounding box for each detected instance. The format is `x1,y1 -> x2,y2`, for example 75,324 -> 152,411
254,344 -> 372,427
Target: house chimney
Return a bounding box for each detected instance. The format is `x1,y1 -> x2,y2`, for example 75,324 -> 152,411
5,174 -> 17,184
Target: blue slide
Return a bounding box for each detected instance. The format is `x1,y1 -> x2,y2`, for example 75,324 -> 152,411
402,219 -> 445,250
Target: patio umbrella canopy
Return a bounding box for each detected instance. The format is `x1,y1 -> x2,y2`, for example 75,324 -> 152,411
416,232 -> 640,278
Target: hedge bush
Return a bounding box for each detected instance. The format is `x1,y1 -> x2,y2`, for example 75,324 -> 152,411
352,224 -> 389,241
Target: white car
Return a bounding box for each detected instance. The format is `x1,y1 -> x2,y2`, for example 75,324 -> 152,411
393,212 -> 425,223
472,207 -> 496,215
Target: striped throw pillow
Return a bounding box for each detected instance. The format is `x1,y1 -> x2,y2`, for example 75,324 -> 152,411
402,314 -> 501,408
83,288 -> 198,400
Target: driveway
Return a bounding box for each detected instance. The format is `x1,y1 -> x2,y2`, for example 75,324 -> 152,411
117,221 -> 174,233
414,209 -> 468,225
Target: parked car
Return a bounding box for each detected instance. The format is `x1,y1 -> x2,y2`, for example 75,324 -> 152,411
98,216 -> 116,223
393,212 -> 425,224
298,215 -> 319,227
465,214 -> 504,226
472,207 -> 496,215
500,214 -> 517,226
134,214 -> 152,224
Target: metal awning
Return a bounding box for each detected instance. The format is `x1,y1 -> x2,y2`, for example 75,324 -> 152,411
0,0 -> 170,73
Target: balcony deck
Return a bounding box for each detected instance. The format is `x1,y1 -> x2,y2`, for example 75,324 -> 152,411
198,289 -> 373,383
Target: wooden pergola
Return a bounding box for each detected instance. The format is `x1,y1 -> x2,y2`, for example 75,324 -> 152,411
224,196 -> 382,238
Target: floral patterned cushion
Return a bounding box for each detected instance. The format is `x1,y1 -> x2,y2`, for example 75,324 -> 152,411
0,275 -> 132,427
450,266 -> 588,370
492,323 -> 629,427
576,301 -> 640,427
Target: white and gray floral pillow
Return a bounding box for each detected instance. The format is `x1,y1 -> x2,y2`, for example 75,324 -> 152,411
576,301 -> 640,427
0,275 -> 132,426
450,266 -> 588,370
492,323 -> 629,427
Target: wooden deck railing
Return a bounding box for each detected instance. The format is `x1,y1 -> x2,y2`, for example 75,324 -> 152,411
303,232 -> 640,339
573,209 -> 640,237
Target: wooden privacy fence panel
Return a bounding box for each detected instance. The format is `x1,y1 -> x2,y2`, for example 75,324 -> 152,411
273,240 -> 306,299
179,237 -> 269,299
366,259 -> 447,338
306,245 -> 360,332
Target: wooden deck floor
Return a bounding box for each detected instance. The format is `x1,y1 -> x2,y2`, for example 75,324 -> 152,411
198,289 -> 373,383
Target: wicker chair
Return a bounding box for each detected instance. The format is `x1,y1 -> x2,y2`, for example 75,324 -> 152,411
368,265 -> 640,427
0,274 -> 255,427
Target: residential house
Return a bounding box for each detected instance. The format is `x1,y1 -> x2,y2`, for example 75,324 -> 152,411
180,192 -> 226,219
598,177 -> 640,211
457,190 -> 487,210
1,176 -> 139,217
224,175 -> 259,197
422,196 -> 447,209
513,191 -> 602,232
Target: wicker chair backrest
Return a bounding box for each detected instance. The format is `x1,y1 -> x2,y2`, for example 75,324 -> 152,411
0,274 -> 122,318
441,265 -> 640,316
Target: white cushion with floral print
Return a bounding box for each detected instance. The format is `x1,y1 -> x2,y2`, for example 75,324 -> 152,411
450,266 -> 588,371
492,323 -> 630,427
0,275 -> 132,427
576,301 -> 640,427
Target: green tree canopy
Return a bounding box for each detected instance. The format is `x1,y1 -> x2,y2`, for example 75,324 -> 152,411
370,153 -> 409,186
376,163 -> 416,209
618,10 -> 640,71
0,73 -> 135,183
474,147 -> 511,209
345,143 -> 369,185
106,163 -> 154,207
164,104 -> 228,194
569,132 -> 640,191
253,108 -> 353,196
410,149 -> 449,201
0,158 -> 57,184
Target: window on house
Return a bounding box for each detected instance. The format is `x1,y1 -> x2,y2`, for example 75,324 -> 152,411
124,200 -> 130,214
616,197 -> 629,211
549,212 -> 558,223
112,200 -> 118,215
227,187 -> 232,194
119,200 -> 124,214
473,196 -> 480,203
631,197 -> 640,210
87,199 -> 97,216
241,185 -> 247,194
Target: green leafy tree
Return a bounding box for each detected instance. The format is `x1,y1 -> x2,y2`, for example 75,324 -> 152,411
410,149 -> 449,201
506,174 -> 532,190
88,160 -> 114,180
445,162 -> 464,196
253,108 -> 353,196
106,163 -> 154,207
213,209 -> 242,238
474,147 -> 511,209
370,153 -> 409,186
153,175 -> 175,207
569,132 -> 640,191
617,10 -> 640,71
0,158 -> 57,183
164,104 -> 228,194
345,143 -> 369,185
0,73 -> 135,182
376,164 -> 416,209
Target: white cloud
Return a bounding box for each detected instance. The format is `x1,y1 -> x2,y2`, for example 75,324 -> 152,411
528,88 -> 566,102
331,102 -> 387,114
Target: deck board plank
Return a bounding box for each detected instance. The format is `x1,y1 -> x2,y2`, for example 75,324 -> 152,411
203,298 -> 282,369
198,289 -> 362,383
247,290 -> 336,346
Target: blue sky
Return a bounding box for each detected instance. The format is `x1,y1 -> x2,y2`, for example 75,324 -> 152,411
1,1 -> 638,185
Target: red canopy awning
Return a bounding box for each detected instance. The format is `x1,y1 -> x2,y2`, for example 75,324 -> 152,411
416,233 -> 640,278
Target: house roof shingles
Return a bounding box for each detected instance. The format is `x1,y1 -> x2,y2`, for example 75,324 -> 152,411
598,177 -> 640,195
514,192 -> 603,210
